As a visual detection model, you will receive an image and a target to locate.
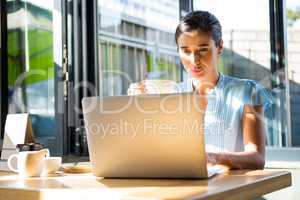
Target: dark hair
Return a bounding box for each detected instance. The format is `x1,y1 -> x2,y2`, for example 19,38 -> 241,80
175,11 -> 222,47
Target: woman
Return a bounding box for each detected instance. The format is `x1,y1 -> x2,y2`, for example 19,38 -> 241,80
128,11 -> 273,169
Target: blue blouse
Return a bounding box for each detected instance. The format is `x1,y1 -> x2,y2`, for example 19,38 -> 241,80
177,73 -> 274,152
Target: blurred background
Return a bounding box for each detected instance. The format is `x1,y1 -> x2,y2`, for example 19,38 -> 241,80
0,0 -> 299,163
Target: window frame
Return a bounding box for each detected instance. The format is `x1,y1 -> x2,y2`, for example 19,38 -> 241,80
179,0 -> 193,81
62,0 -> 98,155
0,0 -> 8,139
269,0 -> 292,147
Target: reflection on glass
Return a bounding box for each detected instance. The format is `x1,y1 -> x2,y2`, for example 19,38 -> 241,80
97,0 -> 180,97
7,0 -> 55,137
287,1 -> 300,147
194,0 -> 289,147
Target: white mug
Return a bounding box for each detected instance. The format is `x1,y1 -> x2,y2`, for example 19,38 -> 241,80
7,149 -> 50,177
43,157 -> 62,174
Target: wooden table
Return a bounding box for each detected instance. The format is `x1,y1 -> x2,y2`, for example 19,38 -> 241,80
0,170 -> 291,200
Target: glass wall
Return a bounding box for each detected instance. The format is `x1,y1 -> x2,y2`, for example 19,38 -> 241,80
0,3 -> 2,109
97,0 -> 181,97
6,0 -> 56,138
0,0 -> 4,137
286,0 -> 300,147
194,0 -> 290,147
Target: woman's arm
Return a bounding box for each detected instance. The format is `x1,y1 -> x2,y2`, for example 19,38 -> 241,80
207,105 -> 265,169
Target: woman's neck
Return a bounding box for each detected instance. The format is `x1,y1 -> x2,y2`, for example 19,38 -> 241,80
192,73 -> 220,95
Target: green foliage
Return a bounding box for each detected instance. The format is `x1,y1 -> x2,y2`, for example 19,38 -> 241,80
287,8 -> 300,21
7,28 -> 54,87
156,56 -> 180,81
146,53 -> 154,72
287,8 -> 300,26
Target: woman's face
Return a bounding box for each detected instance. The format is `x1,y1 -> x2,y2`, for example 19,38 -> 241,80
177,31 -> 223,82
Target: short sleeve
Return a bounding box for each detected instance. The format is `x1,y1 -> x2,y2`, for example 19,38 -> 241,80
248,81 -> 275,119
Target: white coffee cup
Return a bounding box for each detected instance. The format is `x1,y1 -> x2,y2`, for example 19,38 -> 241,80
43,157 -> 62,174
7,149 -> 50,177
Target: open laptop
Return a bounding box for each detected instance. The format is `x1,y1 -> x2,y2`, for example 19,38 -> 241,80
82,92 -> 223,178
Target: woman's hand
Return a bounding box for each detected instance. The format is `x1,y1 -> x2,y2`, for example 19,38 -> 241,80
206,150 -> 264,170
206,152 -> 218,166
127,80 -> 178,95
206,152 -> 230,172
204,105 -> 266,170
127,81 -> 147,95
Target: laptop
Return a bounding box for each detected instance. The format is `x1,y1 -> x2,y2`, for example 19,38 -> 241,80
82,92 -> 223,178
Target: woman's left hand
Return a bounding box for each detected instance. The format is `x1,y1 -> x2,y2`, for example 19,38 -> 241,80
206,152 -> 218,165
206,152 -> 230,172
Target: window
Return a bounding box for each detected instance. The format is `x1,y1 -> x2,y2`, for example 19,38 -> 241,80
97,0 -> 181,97
0,0 -> 8,138
287,0 -> 300,147
4,0 -> 63,155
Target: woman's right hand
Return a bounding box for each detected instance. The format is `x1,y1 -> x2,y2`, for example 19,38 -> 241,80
127,81 -> 147,95
127,80 -> 178,95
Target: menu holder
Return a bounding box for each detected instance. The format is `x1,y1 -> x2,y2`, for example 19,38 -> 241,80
0,113 -> 35,171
